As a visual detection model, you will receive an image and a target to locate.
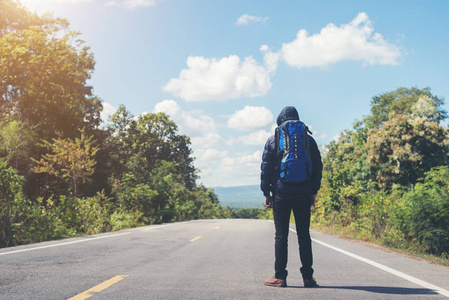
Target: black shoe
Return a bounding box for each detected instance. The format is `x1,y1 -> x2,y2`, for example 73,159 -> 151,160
303,277 -> 317,287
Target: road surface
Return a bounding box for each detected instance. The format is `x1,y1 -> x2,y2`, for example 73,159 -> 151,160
1,219 -> 448,299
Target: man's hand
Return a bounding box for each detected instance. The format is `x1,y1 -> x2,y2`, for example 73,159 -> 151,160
264,195 -> 272,209
311,194 -> 317,207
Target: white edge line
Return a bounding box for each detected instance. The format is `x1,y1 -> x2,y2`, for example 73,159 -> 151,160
0,232 -> 130,257
142,220 -> 211,231
143,221 -> 182,231
1,220 -> 191,255
143,223 -> 177,231
286,226 -> 449,298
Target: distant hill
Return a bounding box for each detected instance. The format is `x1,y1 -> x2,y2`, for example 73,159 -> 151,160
212,185 -> 264,209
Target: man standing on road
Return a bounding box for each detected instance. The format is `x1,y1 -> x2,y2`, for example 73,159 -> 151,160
260,106 -> 323,288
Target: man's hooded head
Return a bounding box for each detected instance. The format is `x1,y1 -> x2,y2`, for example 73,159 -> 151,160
276,106 -> 299,126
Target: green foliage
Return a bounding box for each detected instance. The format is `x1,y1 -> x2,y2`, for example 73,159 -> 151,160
0,162 -> 24,246
0,162 -> 23,200
32,131 -> 99,197
366,113 -> 449,189
358,190 -> 393,238
1,0 -> 102,201
75,192 -> 112,235
392,167 -> 449,255
364,87 -> 447,129
109,209 -> 144,231
316,128 -> 373,226
10,194 -> 77,245
113,173 -> 158,224
191,185 -> 229,220
314,87 -> 449,259
0,120 -> 35,171
0,22 -> 102,139
107,109 -> 197,189
228,207 -> 271,219
0,0 -> 58,36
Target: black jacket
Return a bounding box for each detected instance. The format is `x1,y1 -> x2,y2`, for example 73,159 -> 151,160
260,106 -> 323,196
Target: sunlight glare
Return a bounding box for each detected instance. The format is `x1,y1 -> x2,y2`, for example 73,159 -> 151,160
21,0 -> 91,14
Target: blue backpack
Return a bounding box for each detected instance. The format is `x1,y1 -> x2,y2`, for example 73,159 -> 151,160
275,120 -> 313,183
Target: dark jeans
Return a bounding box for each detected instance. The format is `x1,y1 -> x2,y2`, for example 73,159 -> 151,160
273,192 -> 313,280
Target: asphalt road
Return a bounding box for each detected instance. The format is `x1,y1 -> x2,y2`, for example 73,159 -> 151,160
1,219 -> 448,300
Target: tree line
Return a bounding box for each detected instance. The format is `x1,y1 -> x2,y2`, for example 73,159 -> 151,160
314,87 -> 449,259
0,0 -> 235,248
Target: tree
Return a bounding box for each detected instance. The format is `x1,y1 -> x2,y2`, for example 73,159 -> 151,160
0,120 -> 35,172
0,2 -> 102,140
319,129 -> 371,211
363,87 -> 446,130
131,113 -> 195,186
356,87 -> 449,190
32,132 -> 99,197
108,108 -> 197,189
366,113 -> 449,189
394,166 -> 449,255
0,162 -> 24,247
106,107 -> 202,223
1,1 -> 103,199
105,105 -> 135,181
0,0 -> 43,36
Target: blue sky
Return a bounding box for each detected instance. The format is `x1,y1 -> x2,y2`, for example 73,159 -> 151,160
22,0 -> 449,187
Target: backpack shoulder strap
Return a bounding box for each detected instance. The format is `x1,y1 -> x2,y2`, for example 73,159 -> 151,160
273,126 -> 283,177
275,125 -> 280,155
298,120 -> 312,135
301,122 -> 313,163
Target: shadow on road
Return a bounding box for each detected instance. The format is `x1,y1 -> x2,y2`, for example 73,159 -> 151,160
287,285 -> 438,295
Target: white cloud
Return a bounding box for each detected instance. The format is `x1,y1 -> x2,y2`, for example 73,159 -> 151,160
152,100 -> 267,187
164,13 -> 399,104
194,148 -> 228,170
122,0 -> 158,9
38,0 -> 91,3
152,101 -> 267,186
314,133 -> 327,140
243,130 -> 272,145
104,1 -> 119,6
153,100 -> 222,150
163,13 -> 400,105
104,0 -> 161,8
280,12 -> 401,68
100,102 -> 117,123
227,106 -> 273,131
191,133 -> 222,150
307,124 -> 327,141
163,55 -> 272,102
196,150 -> 262,187
154,100 -> 217,138
21,0 -> 91,10
104,0 -> 159,8
235,14 -> 268,26
22,0 -> 158,10
227,130 -> 272,146
260,45 -> 280,74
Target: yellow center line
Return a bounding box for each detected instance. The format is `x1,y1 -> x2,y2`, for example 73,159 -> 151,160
189,236 -> 202,242
68,275 -> 128,300
214,226 -> 220,229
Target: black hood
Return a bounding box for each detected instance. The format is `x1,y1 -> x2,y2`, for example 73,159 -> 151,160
276,106 -> 299,126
